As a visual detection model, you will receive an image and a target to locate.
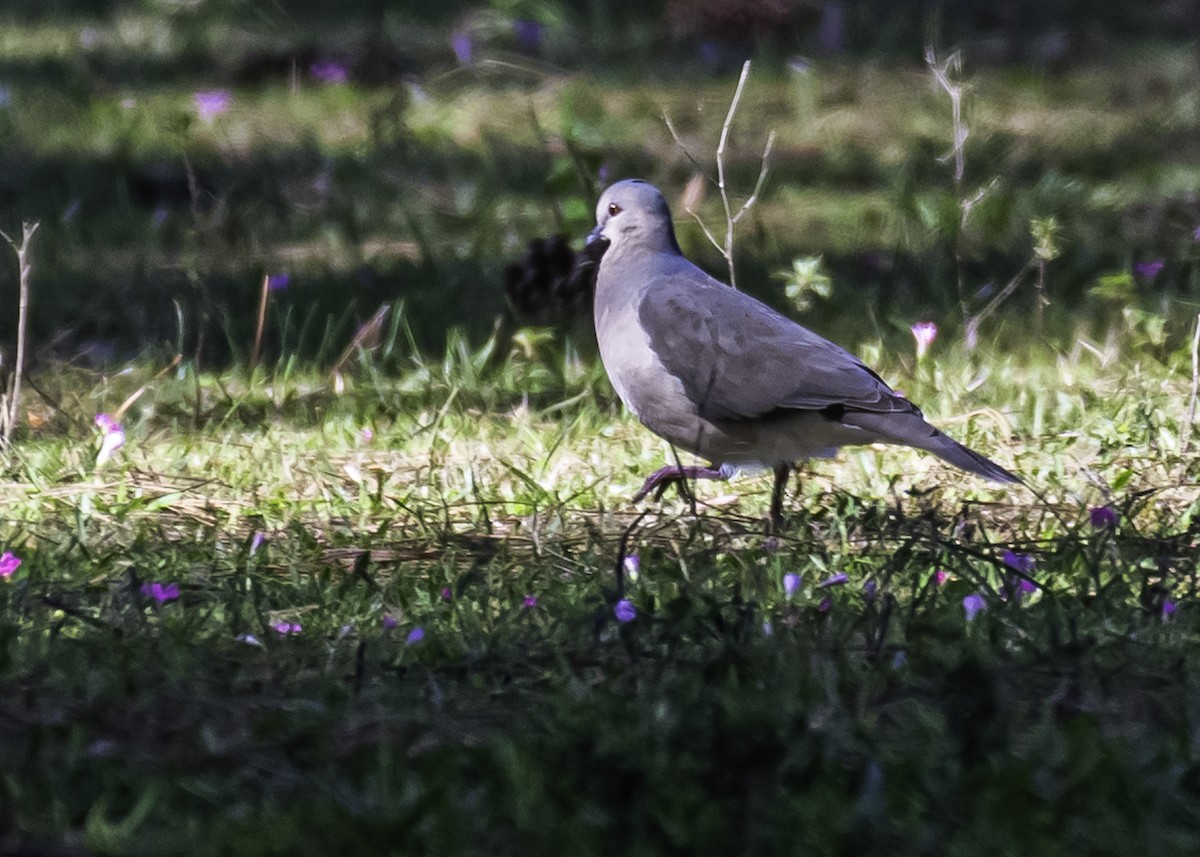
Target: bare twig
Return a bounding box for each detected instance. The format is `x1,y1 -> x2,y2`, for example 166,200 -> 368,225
251,274 -> 270,370
716,61 -> 753,287
663,60 -> 775,289
963,259 -> 1034,351
925,47 -> 974,336
1184,313 -> 1200,453
1,221 -> 39,445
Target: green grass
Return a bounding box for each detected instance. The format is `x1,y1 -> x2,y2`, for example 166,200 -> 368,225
3,310 -> 1200,854
3,6 -> 1200,855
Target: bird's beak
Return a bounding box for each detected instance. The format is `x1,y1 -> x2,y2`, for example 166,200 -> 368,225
583,225 -> 611,262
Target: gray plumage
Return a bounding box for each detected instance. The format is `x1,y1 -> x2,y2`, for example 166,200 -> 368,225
585,179 -> 1021,513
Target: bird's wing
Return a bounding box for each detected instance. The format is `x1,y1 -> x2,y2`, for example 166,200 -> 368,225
638,268 -> 919,423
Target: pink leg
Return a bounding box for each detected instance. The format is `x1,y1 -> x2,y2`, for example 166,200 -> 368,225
632,465 -> 727,503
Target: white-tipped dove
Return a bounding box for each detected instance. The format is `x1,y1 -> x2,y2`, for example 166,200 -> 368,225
585,179 -> 1022,527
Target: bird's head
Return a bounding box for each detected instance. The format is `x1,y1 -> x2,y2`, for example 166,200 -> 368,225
584,179 -> 682,263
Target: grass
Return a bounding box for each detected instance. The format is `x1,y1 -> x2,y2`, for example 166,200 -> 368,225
3,311 -> 1200,854
3,6 -> 1200,855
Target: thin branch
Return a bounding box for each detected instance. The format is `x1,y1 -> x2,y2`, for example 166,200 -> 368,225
251,273 -> 270,370
731,130 -> 777,225
1,221 -> 39,445
662,112 -> 711,178
1184,313 -> 1200,453
717,60 -> 752,288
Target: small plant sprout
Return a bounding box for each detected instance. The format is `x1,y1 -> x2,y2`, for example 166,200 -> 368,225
911,322 -> 938,360
777,256 -> 833,315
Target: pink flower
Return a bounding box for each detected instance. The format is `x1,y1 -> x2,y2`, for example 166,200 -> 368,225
911,322 -> 938,359
934,570 -> 949,585
194,89 -> 231,122
359,427 -> 374,444
0,551 -> 21,578
95,413 -> 125,465
140,582 -> 180,603
270,621 -> 302,636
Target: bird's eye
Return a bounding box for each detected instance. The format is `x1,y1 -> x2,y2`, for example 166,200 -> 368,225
607,202 -> 622,216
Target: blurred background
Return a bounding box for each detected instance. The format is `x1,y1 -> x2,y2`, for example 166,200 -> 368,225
0,0 -> 1197,366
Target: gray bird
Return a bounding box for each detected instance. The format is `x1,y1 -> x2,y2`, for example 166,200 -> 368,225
585,179 -> 1022,528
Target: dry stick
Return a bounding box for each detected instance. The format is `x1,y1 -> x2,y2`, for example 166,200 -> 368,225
0,221 -> 39,445
251,274 -> 270,370
1184,313 -> 1200,454
925,48 -> 973,336
716,60 -> 753,288
663,60 -> 776,290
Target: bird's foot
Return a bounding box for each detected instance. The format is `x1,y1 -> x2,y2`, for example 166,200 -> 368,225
632,465 -> 727,503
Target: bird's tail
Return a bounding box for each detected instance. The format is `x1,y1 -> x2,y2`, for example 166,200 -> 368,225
844,411 -> 1024,486
924,431 -> 1024,485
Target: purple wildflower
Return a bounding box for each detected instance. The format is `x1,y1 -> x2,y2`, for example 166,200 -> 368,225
1162,600 -> 1178,619
614,599 -> 637,623
762,620 -> 774,636
911,321 -> 938,359
1018,579 -> 1038,595
522,595 -> 538,609
95,414 -> 125,465
359,427 -> 374,444
1134,260 -> 1164,281
1002,550 -> 1035,574
513,19 -> 543,54
193,89 -> 231,122
783,572 -> 801,598
1089,506 -> 1118,528
405,626 -> 425,645
818,572 -> 849,588
962,594 -> 987,621
440,587 -> 453,601
140,582 -> 180,603
623,554 -> 640,581
1193,225 -> 1200,242
236,633 -> 263,647
934,570 -> 949,586
310,60 -> 349,83
597,164 -> 611,185
249,532 -> 265,555
0,551 -> 21,579
271,621 -> 302,636
863,579 -> 877,598
451,30 -> 474,65
266,273 -> 289,291
817,596 -> 833,613
382,614 -> 399,630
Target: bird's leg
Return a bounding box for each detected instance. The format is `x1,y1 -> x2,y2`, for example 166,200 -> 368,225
769,463 -> 791,533
633,465 -> 727,504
